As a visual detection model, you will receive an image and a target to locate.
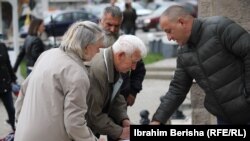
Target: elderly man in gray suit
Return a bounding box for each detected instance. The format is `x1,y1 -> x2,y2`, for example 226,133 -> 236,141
85,35 -> 147,141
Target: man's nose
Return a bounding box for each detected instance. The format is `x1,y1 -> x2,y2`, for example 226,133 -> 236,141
110,26 -> 116,33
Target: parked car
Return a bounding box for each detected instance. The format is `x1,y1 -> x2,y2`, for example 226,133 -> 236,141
136,2 -> 178,32
136,1 -> 197,32
83,3 -> 110,18
44,9 -> 99,37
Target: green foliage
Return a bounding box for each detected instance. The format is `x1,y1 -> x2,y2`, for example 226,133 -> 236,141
143,53 -> 164,64
20,60 -> 27,78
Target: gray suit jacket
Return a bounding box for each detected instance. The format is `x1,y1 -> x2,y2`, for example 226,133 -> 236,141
86,47 -> 129,140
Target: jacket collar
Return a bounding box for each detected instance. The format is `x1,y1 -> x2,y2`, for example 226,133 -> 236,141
103,47 -> 117,83
61,48 -> 85,68
187,18 -> 202,47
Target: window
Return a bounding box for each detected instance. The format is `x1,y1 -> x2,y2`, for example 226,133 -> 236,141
55,13 -> 72,22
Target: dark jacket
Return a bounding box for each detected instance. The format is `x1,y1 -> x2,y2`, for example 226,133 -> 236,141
0,42 -> 17,94
153,16 -> 250,124
120,59 -> 146,98
122,8 -> 137,30
13,35 -> 45,72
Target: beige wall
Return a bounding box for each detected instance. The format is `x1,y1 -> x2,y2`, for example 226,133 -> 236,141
198,0 -> 250,32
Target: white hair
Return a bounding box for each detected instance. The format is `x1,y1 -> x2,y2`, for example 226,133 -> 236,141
112,35 -> 147,58
60,21 -> 104,59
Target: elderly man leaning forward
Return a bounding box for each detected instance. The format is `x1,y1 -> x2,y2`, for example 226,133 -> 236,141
85,35 -> 147,141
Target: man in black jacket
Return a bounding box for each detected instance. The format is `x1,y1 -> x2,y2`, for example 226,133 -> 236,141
121,1 -> 137,35
151,5 -> 250,124
0,42 -> 17,131
100,6 -> 146,106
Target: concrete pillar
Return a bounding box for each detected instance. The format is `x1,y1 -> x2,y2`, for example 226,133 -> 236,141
9,0 -> 19,56
198,0 -> 250,32
190,82 -> 216,124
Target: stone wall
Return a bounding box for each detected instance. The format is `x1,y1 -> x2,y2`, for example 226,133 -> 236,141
198,0 -> 250,32
190,83 -> 216,124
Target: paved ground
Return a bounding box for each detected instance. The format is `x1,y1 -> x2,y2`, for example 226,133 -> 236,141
0,53 -> 192,139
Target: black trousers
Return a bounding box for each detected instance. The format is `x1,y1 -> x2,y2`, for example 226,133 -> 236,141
0,91 -> 15,131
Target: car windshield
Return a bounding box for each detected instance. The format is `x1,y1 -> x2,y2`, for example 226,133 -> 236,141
44,11 -> 60,24
84,4 -> 109,18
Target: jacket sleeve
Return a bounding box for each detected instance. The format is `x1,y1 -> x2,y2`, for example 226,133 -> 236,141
30,38 -> 45,62
87,71 -> 123,140
152,57 -> 193,124
218,17 -> 250,96
15,76 -> 30,121
13,46 -> 26,73
109,93 -> 129,125
130,59 -> 146,96
120,59 -> 146,97
63,70 -> 97,141
15,51 -> 47,120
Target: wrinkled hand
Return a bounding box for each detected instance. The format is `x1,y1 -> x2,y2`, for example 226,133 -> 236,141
119,127 -> 130,140
127,94 -> 136,106
150,121 -> 161,125
122,119 -> 130,127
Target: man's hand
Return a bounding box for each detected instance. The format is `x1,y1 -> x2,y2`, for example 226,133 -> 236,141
122,119 -> 130,127
119,127 -> 130,140
150,121 -> 160,125
127,94 -> 136,106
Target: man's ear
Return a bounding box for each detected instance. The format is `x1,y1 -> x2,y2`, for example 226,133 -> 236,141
84,45 -> 89,55
178,17 -> 185,25
118,52 -> 126,59
116,52 -> 126,62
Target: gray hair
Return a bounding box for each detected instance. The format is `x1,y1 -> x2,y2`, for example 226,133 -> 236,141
60,21 -> 104,59
112,35 -> 147,58
162,5 -> 192,21
102,6 -> 123,19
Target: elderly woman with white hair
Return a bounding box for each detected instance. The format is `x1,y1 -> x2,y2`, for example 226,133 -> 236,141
14,21 -> 104,141
85,35 -> 147,141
